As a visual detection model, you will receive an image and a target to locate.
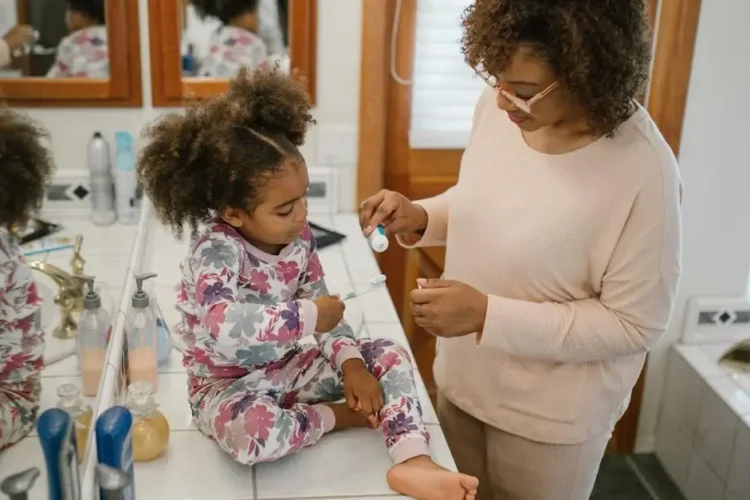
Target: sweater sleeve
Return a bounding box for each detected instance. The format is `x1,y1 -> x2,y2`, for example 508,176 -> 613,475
296,226 -> 364,370
0,40 -> 10,69
192,235 -> 316,361
479,161 -> 682,363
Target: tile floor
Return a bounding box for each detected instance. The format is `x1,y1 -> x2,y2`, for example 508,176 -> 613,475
592,454 -> 686,500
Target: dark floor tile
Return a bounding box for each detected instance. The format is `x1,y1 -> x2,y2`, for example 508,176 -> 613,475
630,453 -> 686,500
591,455 -> 652,498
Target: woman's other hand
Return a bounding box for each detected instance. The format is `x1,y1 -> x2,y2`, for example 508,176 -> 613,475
410,279 -> 488,338
3,25 -> 33,52
359,189 -> 428,237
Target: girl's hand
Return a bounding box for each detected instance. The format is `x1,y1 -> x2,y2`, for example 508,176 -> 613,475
359,189 -> 428,237
342,359 -> 383,428
314,295 -> 345,332
410,279 -> 489,338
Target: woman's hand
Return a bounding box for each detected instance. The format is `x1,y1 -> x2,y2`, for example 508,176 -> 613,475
3,25 -> 33,52
359,189 -> 428,237
342,359 -> 383,428
410,279 -> 488,338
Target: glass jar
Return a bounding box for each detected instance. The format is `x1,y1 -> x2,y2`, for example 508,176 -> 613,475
125,381 -> 170,462
55,383 -> 93,463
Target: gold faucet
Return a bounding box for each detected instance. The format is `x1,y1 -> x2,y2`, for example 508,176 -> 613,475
28,235 -> 85,339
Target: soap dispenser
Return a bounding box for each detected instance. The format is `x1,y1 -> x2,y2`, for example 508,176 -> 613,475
125,381 -> 170,462
127,273 -> 158,390
75,275 -> 111,396
56,383 -> 93,464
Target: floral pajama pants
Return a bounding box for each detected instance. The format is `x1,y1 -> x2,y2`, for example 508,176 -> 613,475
0,377 -> 41,451
189,337 -> 430,465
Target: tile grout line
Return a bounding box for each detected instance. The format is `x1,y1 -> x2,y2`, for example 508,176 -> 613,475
625,456 -> 662,500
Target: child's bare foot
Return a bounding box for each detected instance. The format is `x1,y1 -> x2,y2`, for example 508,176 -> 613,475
327,403 -> 370,430
386,455 -> 479,500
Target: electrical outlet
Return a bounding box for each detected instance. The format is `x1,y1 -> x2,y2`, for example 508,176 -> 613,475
306,166 -> 338,214
682,296 -> 750,345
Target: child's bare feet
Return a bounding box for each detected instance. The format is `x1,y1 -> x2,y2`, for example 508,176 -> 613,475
326,403 -> 370,430
386,455 -> 479,500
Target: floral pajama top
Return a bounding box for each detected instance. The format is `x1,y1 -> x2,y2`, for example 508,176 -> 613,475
0,229 -> 44,450
47,25 -> 109,78
197,26 -> 271,77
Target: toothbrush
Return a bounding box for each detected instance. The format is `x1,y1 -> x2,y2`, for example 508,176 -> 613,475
342,274 -> 387,301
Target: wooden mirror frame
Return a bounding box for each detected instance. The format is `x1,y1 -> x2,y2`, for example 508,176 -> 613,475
148,0 -> 317,107
0,0 -> 142,107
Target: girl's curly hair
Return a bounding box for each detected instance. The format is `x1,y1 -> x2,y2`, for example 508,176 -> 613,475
462,0 -> 652,137
189,0 -> 259,25
0,110 -> 54,231
137,69 -> 315,238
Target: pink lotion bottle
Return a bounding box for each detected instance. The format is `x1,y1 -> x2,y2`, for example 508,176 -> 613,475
126,273 -> 159,391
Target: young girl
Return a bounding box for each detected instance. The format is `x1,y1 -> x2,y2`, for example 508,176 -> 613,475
190,0 -> 271,77
0,110 -> 54,450
47,0 -> 109,78
137,69 -> 479,500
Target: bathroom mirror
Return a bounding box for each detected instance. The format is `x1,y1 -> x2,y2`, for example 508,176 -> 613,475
0,225 -> 134,496
0,0 -> 142,106
148,0 -> 317,106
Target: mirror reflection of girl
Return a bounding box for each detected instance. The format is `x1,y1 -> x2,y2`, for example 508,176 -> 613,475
0,110 -> 55,451
137,69 -> 479,500
190,0 -> 272,77
46,0 -> 108,78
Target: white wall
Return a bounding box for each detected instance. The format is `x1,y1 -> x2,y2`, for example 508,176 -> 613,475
637,0 -> 750,451
18,0 -> 363,211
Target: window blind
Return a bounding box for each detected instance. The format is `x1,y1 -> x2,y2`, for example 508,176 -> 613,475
409,0 -> 486,150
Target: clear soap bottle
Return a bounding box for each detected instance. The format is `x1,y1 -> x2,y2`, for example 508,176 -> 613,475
127,273 -> 158,390
75,275 -> 110,396
124,381 -> 170,462
55,383 -> 93,463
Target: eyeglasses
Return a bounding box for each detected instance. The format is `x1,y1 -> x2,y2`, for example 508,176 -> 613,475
477,70 -> 558,114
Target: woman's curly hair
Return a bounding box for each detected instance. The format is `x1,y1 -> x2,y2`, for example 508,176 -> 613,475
0,110 -> 54,231
462,0 -> 652,137
137,69 -> 315,238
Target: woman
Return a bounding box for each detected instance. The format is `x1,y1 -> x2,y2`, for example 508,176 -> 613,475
360,1 -> 682,499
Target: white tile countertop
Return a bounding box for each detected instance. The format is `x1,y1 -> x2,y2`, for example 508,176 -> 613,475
133,212 -> 454,500
0,218 -> 137,500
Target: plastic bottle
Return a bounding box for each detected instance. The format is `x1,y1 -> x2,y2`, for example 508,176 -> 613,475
95,407 -> 135,500
127,273 -> 159,390
95,464 -> 129,500
55,383 -> 93,464
75,275 -> 110,396
113,131 -> 138,225
367,225 -> 389,253
36,408 -> 81,500
88,132 -> 116,226
125,381 -> 170,462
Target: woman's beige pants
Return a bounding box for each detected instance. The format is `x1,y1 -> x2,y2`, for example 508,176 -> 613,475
437,395 -> 609,500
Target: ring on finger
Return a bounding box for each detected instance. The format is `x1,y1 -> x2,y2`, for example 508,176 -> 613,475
414,304 -> 422,316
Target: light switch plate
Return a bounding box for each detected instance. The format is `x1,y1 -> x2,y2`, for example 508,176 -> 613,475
316,124 -> 358,167
307,166 -> 338,214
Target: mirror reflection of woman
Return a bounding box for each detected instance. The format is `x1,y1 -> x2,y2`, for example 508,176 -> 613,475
46,0 -> 109,78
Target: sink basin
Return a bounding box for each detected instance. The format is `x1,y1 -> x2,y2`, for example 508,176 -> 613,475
31,270 -> 77,365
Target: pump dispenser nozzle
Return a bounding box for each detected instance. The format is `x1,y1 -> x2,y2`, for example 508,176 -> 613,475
0,467 -> 40,500
74,275 -> 101,310
132,273 -> 157,309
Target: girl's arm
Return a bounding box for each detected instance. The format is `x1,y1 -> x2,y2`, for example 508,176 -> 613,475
296,227 -> 364,371
192,236 -> 317,358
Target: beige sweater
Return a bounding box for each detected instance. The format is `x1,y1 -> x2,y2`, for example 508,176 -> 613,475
405,88 -> 682,444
